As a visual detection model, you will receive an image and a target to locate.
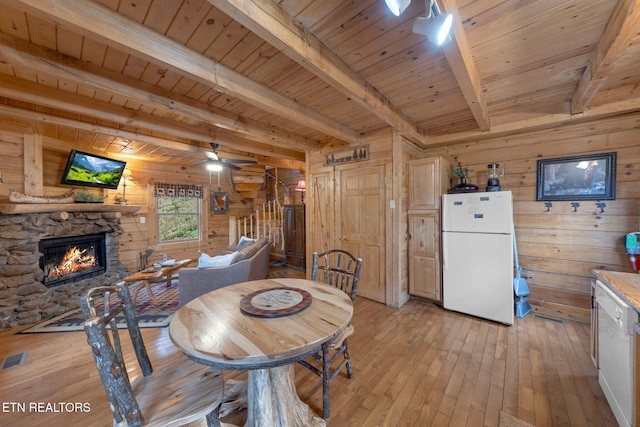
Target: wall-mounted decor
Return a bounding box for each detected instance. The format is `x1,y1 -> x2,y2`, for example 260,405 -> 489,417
211,191 -> 229,214
154,183 -> 203,199
536,152 -> 616,201
325,144 -> 369,166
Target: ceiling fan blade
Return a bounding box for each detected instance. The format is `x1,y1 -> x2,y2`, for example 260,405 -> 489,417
223,158 -> 258,164
207,160 -> 241,170
205,142 -> 255,169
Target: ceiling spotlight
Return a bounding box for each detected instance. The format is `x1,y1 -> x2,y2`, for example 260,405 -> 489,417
412,0 -> 453,45
385,0 -> 411,16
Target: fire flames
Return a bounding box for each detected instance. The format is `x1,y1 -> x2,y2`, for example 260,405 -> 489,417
48,246 -> 97,278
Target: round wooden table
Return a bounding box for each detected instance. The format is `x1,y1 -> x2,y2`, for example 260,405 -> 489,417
169,278 -> 353,426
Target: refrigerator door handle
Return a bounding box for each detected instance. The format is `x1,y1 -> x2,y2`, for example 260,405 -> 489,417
442,234 -> 447,271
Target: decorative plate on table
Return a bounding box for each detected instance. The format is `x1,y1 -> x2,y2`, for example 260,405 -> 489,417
240,287 -> 312,318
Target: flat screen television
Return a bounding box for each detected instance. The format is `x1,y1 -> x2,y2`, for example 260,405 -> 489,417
60,149 -> 126,190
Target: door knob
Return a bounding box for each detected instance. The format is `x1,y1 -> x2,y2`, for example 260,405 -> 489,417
340,236 -> 347,241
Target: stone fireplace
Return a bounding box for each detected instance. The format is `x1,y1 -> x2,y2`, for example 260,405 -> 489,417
0,204 -> 136,330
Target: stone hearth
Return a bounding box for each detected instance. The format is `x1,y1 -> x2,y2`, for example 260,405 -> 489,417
0,205 -> 136,330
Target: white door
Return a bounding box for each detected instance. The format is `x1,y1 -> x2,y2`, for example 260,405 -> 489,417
442,231 -> 514,325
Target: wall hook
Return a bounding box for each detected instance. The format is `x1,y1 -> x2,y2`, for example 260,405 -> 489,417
596,202 -> 606,213
570,202 -> 580,212
544,201 -> 553,212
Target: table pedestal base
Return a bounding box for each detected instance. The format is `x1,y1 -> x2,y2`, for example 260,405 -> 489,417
246,365 -> 325,427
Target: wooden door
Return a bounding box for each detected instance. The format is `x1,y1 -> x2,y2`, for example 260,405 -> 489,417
337,165 -> 386,303
308,172 -> 334,257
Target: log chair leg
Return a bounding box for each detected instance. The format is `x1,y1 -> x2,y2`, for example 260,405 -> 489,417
344,339 -> 354,379
205,405 -> 222,427
322,342 -> 331,419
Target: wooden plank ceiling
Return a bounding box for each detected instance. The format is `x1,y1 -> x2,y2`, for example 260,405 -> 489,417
0,0 -> 638,167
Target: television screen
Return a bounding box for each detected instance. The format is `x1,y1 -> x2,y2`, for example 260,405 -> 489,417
60,150 -> 126,190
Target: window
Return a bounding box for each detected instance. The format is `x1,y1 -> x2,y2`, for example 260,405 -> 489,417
157,196 -> 200,242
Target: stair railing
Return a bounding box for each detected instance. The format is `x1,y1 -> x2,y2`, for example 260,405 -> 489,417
229,200 -> 284,249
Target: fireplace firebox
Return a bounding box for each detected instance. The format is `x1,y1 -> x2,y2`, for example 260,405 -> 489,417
39,233 -> 107,287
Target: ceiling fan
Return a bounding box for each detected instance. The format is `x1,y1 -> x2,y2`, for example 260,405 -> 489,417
204,143 -> 258,171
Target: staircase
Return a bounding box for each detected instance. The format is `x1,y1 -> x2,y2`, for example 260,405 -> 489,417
229,171 -> 289,253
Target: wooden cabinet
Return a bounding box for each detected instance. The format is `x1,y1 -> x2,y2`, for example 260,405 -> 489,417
409,213 -> 440,300
284,204 -> 305,269
408,157 -> 449,211
408,157 -> 450,301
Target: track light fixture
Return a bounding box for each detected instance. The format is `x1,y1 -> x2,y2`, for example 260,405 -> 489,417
412,0 -> 453,45
385,0 -> 411,16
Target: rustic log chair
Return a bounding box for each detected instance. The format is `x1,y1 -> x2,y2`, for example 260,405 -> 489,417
298,249 -> 363,418
80,282 -> 225,427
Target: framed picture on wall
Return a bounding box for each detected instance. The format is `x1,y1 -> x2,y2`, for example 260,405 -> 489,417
536,152 -> 616,201
210,191 -> 229,214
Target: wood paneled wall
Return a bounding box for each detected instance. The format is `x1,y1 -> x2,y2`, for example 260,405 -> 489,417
423,113 -> 640,323
3,111 -> 638,322
0,126 -> 261,274
0,123 -> 27,196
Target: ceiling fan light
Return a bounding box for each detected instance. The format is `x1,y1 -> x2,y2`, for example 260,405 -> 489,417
206,162 -> 223,172
385,0 -> 411,16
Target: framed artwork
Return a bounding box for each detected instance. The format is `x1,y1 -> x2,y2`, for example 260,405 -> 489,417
536,152 -> 616,201
210,191 -> 229,214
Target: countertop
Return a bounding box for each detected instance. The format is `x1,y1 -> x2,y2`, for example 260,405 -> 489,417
592,269 -> 640,312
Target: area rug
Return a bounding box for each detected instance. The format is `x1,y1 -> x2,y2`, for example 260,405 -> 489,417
18,281 -> 179,334
499,411 -> 535,427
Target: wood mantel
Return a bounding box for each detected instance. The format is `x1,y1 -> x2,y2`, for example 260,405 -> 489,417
0,203 -> 140,215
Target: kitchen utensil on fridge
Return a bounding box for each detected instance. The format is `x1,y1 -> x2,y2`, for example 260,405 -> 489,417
486,163 -> 503,192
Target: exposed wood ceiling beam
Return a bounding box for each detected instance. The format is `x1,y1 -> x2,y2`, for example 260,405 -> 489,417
0,103 -> 202,152
0,31 -> 315,152
0,100 -> 304,168
209,0 -> 428,146
441,0 -> 490,131
210,132 -> 305,163
0,75 -> 217,143
427,97 -> 640,146
6,0 -> 359,144
0,74 -> 304,163
571,0 -> 640,114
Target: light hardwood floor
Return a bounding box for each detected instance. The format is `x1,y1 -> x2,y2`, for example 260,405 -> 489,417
0,269 -> 617,426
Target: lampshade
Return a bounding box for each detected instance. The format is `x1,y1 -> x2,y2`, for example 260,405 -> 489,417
385,0 -> 411,16
412,12 -> 453,45
295,180 -> 306,191
122,168 -> 133,180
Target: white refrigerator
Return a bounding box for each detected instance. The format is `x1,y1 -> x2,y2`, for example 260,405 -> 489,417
442,191 -> 514,325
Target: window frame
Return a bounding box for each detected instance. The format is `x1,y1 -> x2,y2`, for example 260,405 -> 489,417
147,183 -> 209,251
